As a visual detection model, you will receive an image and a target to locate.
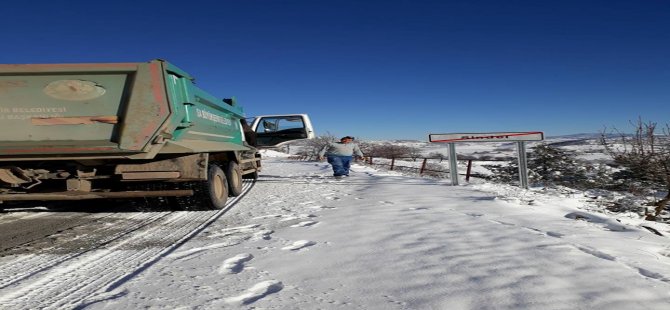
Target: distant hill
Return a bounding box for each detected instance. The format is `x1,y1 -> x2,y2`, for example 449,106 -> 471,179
546,133 -> 602,139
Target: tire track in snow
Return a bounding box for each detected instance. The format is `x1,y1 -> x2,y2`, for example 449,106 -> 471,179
0,212 -> 124,252
0,180 -> 255,310
0,212 -> 166,289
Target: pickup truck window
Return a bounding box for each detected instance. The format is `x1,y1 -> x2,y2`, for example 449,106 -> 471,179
254,116 -> 310,147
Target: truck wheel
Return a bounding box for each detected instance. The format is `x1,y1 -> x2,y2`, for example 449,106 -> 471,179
195,164 -> 229,210
226,161 -> 243,196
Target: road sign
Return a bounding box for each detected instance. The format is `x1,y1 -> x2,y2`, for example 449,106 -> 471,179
429,131 -> 544,143
428,131 -> 544,188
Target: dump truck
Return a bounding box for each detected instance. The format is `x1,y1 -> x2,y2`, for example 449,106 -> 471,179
0,59 -> 314,210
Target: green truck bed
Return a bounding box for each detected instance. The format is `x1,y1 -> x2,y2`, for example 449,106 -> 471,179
0,60 -> 246,159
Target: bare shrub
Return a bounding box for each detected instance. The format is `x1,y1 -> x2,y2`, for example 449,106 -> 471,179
302,133 -> 337,159
422,162 -> 448,178
366,143 -> 419,159
427,152 -> 447,161
602,119 -> 670,221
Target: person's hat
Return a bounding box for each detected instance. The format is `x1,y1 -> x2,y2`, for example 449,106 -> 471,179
341,136 -> 355,140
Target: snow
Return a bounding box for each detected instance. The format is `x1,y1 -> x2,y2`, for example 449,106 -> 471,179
0,146 -> 668,309
74,154 -> 670,309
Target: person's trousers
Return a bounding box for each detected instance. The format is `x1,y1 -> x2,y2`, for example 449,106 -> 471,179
327,155 -> 352,176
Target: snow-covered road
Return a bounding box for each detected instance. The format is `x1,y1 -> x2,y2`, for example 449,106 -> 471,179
0,182 -> 254,309
2,155 -> 670,309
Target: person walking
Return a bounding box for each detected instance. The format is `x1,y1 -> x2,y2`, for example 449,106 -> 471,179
318,136 -> 365,177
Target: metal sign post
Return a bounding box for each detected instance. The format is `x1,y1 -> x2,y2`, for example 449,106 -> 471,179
448,143 -> 458,185
429,131 -> 544,188
517,141 -> 529,189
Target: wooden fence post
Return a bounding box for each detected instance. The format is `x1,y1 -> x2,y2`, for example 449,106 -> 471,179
419,158 -> 427,175
466,159 -> 472,182
390,158 -> 395,170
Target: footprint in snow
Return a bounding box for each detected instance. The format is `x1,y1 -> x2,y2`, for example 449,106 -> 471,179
282,240 -> 317,251
308,205 -> 336,210
637,268 -> 670,282
290,220 -> 319,228
219,253 -> 254,274
521,226 -> 545,234
251,229 -> 274,241
224,280 -> 284,305
279,214 -> 316,222
575,245 -> 617,261
207,224 -> 261,238
546,231 -> 564,238
383,294 -> 408,307
489,220 -> 515,226
252,214 -> 283,220
170,242 -> 238,261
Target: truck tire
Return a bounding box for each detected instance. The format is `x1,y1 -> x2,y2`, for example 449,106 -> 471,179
226,161 -> 243,196
195,164 -> 229,210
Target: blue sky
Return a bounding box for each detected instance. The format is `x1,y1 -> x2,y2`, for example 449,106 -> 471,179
2,0 -> 668,140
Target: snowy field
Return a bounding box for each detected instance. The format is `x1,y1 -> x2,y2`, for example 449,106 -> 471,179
59,151 -> 670,309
